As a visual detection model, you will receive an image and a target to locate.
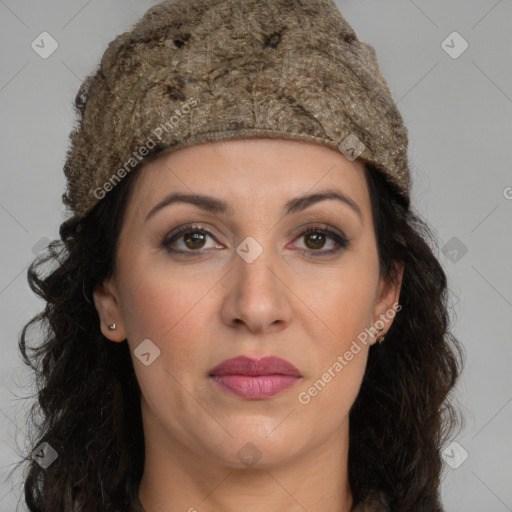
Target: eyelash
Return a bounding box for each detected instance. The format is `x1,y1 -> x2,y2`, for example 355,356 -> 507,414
162,223 -> 351,257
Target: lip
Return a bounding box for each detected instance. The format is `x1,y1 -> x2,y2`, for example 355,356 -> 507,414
209,356 -> 302,400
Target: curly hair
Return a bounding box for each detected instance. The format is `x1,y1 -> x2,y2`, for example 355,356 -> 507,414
14,149 -> 464,511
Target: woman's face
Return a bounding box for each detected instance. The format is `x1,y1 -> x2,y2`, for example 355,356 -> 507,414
94,138 -> 402,470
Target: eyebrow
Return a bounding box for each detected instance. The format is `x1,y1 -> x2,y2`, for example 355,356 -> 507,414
144,188 -> 363,223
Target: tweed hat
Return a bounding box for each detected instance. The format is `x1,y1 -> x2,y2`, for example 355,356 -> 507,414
62,0 -> 411,219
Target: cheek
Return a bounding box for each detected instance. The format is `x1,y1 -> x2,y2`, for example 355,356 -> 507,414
117,260 -> 212,366
296,250 -> 378,409
304,260 -> 378,345
296,269 -> 374,422
117,264 -> 213,418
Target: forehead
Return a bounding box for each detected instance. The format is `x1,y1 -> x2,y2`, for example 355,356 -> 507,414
124,138 -> 371,221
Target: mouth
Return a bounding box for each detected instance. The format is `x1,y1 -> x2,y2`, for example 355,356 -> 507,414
208,355 -> 302,400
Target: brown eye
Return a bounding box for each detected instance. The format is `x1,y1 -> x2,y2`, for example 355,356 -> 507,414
163,225 -> 219,253
304,231 -> 327,250
293,225 -> 350,256
182,231 -> 207,250
163,224 -> 350,257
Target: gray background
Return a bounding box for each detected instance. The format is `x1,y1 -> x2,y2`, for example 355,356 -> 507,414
1,1 -> 511,510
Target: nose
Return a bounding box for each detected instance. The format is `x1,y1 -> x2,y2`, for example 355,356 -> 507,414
219,242 -> 293,334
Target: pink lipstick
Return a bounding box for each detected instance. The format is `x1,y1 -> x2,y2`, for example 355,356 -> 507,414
208,355 -> 302,399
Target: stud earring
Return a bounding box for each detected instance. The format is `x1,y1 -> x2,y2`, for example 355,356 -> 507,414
108,323 -> 117,331
376,327 -> 385,343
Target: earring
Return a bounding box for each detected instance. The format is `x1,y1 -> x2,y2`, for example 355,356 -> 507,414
108,323 -> 117,331
377,327 -> 385,343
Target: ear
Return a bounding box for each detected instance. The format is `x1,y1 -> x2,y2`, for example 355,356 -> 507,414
370,262 -> 404,344
92,278 -> 127,343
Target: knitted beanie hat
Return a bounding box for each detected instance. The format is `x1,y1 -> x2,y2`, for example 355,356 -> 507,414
62,0 -> 411,220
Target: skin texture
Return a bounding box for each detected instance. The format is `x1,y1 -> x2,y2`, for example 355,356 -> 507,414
93,138 -> 403,512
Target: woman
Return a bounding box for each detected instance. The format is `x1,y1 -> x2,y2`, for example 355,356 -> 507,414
17,0 -> 463,510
